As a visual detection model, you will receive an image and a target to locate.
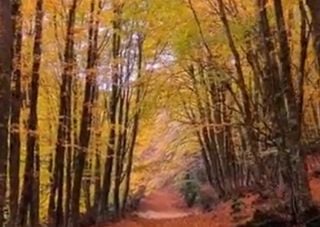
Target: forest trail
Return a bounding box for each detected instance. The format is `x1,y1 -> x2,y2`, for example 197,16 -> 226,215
95,174 -> 320,227
96,186 -> 257,227
134,186 -> 199,219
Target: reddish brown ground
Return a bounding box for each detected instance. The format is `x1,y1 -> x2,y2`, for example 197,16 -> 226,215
95,187 -> 257,227
95,157 -> 320,227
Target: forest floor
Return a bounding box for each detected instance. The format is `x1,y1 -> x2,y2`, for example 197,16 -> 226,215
94,185 -> 259,227
94,172 -> 320,227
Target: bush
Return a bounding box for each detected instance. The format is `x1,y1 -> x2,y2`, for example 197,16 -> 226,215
238,209 -> 290,227
126,185 -> 146,211
231,197 -> 245,214
302,206 -> 320,227
198,192 -> 213,212
180,173 -> 199,208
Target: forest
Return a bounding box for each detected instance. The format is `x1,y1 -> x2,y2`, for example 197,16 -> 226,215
1,0 -> 320,226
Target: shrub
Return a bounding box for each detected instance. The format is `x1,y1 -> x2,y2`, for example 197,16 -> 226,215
238,209 -> 290,227
180,173 -> 199,208
126,185 -> 146,211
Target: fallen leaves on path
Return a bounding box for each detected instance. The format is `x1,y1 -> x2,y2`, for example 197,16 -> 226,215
96,187 -> 257,227
94,161 -> 320,227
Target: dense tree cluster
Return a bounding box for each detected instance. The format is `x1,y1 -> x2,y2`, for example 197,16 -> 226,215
0,0 -> 320,226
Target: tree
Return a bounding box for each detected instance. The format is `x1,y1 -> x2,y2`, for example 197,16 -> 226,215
307,0 -> 320,67
0,0 -> 13,225
215,0 -> 267,189
18,0 -> 44,225
0,0 -> 319,225
48,0 -> 77,226
70,0 -> 101,225
100,1 -> 122,215
9,0 -> 23,224
273,0 -> 311,221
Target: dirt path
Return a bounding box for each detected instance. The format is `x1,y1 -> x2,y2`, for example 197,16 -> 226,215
96,186 -> 256,227
93,157 -> 320,227
134,187 -> 199,219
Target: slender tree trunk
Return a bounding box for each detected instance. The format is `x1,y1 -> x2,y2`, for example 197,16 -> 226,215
100,2 -> 121,215
71,0 -> 100,225
83,159 -> 92,213
306,0 -> 320,147
187,64 -> 223,194
273,0 -> 312,221
64,140 -> 72,226
48,1 -> 77,226
216,0 -> 266,188
30,142 -> 40,227
93,85 -> 103,213
297,1 -> 309,134
122,81 -> 142,214
0,0 -> 13,225
93,127 -> 102,212
9,1 -> 23,224
117,58 -> 132,216
18,0 -> 43,225
306,0 -> 320,68
113,87 -> 125,217
27,142 -> 40,226
254,0 -> 284,189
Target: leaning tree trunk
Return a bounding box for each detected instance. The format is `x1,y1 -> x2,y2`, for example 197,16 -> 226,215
0,0 -> 13,226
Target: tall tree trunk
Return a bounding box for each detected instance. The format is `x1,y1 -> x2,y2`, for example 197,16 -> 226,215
71,0 -> 100,225
273,0 -> 312,221
93,89 -> 103,213
100,2 -> 121,215
216,0 -> 266,188
48,1 -> 77,226
93,122 -> 102,213
254,0 -> 284,189
306,0 -> 320,144
64,139 -> 72,226
30,142 -> 40,227
297,1 -> 309,133
113,88 -> 125,217
9,0 -> 23,224
0,0 -> 13,225
306,0 -> 320,68
18,0 -> 43,225
187,64 -> 223,193
122,36 -> 144,212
